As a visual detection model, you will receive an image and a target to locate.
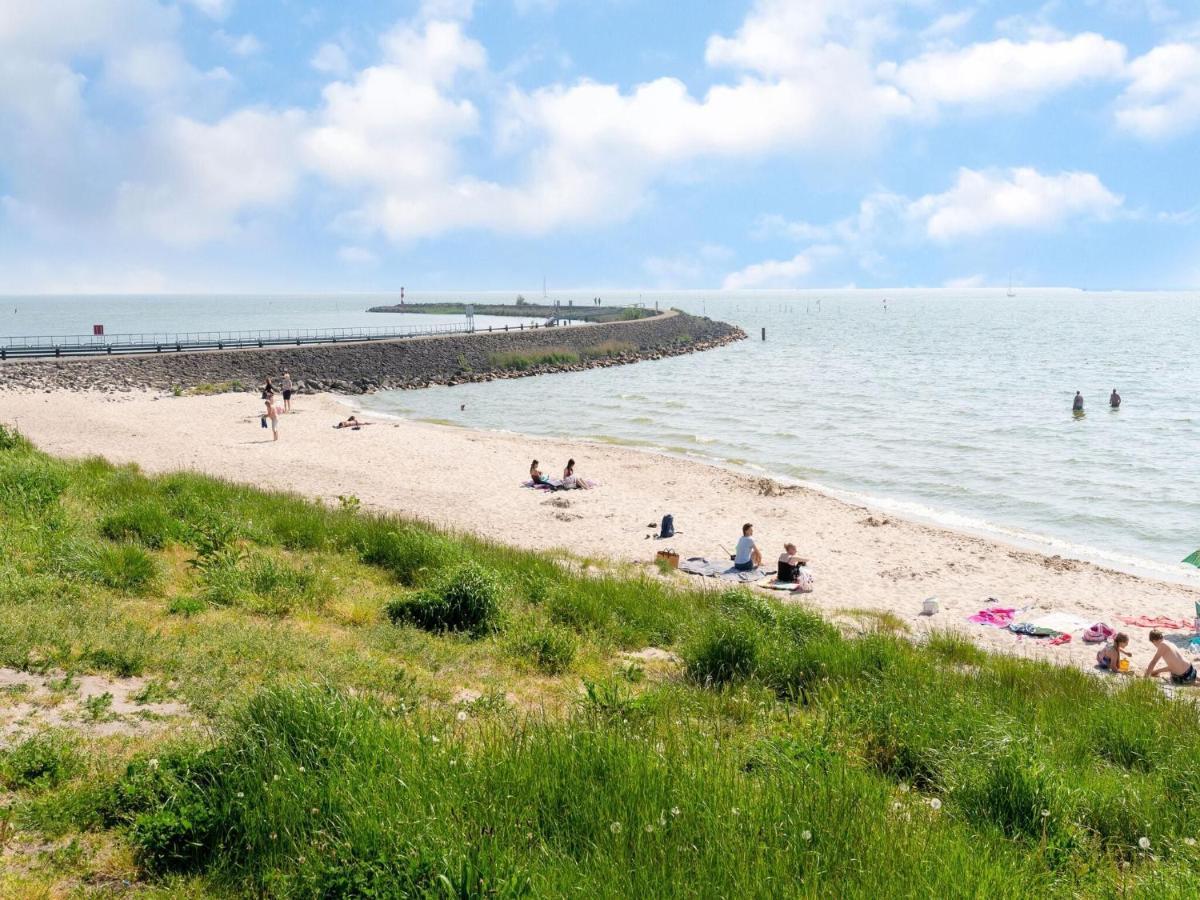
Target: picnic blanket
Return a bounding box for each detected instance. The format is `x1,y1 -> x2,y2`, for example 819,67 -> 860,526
679,557 -> 775,583
968,607 -> 1017,627
1118,615 -> 1191,630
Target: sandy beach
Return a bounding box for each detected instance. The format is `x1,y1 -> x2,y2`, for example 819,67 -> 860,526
3,387 -> 1198,676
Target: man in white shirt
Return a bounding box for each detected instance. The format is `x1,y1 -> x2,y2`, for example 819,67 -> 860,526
733,523 -> 762,571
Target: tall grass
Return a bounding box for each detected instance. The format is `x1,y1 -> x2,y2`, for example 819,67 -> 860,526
487,347 -> 580,370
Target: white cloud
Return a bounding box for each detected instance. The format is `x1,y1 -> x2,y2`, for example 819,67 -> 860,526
116,108 -> 306,245
311,42 -> 350,76
338,245 -> 377,264
216,30 -> 262,57
909,167 -> 1123,240
182,0 -> 233,19
1115,43 -> 1200,139
722,245 -> 842,289
880,33 -> 1127,113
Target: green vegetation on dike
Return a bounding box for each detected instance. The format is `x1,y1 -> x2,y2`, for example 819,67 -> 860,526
1,421 -> 1199,897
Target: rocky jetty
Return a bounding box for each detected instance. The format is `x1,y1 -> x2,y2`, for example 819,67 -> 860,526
0,310 -> 744,395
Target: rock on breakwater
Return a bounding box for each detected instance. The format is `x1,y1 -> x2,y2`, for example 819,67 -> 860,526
0,311 -> 744,395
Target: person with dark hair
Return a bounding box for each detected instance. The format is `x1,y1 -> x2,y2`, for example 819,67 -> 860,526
261,377 -> 276,401
1109,388 -> 1121,408
562,458 -> 591,489
733,523 -> 761,571
530,459 -> 549,486
1072,391 -> 1084,412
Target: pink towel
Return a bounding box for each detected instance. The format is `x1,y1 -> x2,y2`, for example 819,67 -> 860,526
968,607 -> 1017,627
1118,616 -> 1190,630
1048,633 -> 1071,646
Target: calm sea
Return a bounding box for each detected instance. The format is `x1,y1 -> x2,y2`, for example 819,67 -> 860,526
5,290 -> 1198,583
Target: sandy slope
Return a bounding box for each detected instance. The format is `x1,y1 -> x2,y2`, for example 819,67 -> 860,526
3,388 -> 1198,676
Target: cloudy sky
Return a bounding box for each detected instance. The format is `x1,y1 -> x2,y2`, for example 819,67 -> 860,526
1,0 -> 1198,292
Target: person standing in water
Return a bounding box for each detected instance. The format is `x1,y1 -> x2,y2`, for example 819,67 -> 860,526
1073,391 -> 1084,412
1110,388 -> 1121,408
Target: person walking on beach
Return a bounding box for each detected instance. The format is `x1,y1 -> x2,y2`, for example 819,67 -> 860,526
1073,391 -> 1084,412
281,371 -> 295,413
1110,388 -> 1121,409
264,396 -> 279,441
733,523 -> 762,572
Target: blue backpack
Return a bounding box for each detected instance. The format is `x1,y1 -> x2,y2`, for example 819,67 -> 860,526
659,514 -> 674,539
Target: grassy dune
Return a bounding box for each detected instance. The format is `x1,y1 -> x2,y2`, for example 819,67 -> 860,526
1,423 -> 1199,897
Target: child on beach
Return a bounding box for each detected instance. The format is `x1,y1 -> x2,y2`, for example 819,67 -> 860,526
1143,630 -> 1197,684
264,397 -> 279,441
1096,632 -> 1130,672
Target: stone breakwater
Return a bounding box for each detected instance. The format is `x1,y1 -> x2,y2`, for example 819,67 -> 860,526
0,311 -> 744,395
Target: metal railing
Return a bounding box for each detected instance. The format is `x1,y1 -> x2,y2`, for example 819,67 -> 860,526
0,320 -> 565,360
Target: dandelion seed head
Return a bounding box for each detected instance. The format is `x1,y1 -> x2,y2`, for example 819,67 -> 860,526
148,758 -> 160,770
1139,836 -> 1151,850
273,774 -> 280,782
670,807 -> 681,817
610,821 -> 622,834
457,710 -> 468,722
929,798 -> 942,811
236,792 -> 244,799
899,784 -> 910,793
1041,809 -> 1050,818
430,735 -> 440,743
801,830 -> 812,842
1184,837 -> 1196,847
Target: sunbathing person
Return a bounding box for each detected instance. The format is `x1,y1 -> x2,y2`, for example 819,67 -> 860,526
335,416 -> 371,429
1143,629 -> 1197,684
561,458 -> 592,490
733,523 -> 762,572
530,459 -> 550,486
1096,632 -> 1130,672
776,543 -> 808,583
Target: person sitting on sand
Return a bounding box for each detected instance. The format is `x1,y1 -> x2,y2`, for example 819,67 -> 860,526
1096,632 -> 1130,672
562,458 -> 591,490
1144,630 -> 1197,684
530,459 -> 549,485
733,523 -> 762,572
776,543 -> 808,583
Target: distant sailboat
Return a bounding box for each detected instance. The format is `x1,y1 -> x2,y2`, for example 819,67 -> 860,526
1006,273 -> 1016,298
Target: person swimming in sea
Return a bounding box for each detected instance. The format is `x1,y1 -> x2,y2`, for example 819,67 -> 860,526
1072,391 -> 1084,412
1110,388 -> 1121,408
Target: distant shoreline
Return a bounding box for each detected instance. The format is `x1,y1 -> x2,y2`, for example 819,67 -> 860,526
366,301 -> 657,323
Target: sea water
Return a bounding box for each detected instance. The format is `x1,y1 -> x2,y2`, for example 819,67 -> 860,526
5,289 -> 1198,582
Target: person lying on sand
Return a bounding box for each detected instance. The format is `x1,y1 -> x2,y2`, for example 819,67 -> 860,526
1144,629 -> 1197,684
775,543 -> 808,583
733,523 -> 762,572
334,416 -> 372,430
1096,632 -> 1130,672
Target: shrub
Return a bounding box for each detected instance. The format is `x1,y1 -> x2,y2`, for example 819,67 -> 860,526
511,622 -> 577,674
81,543 -> 160,594
684,618 -> 761,685
487,347 -> 580,371
99,502 -> 178,549
386,562 -> 502,636
0,731 -> 80,791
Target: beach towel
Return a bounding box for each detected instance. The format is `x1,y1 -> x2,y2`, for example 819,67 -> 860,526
1028,612 -> 1092,634
679,557 -> 775,583
1082,623 -> 1114,644
968,607 -> 1017,627
1048,633 -> 1072,646
1118,615 -> 1191,630
1008,623 -> 1062,638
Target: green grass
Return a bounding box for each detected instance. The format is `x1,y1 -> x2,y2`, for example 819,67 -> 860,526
487,347 -> 581,370
2,423 -> 1200,897
581,339 -> 638,359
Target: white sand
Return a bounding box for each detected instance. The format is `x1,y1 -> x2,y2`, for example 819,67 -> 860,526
3,388 -> 1198,676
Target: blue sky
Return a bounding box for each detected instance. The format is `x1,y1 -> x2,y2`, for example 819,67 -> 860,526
1,0 -> 1198,292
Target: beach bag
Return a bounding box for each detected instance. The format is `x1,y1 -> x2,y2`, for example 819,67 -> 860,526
655,549 -> 679,569
659,514 -> 675,539
1082,623 -> 1113,644
792,570 -> 814,594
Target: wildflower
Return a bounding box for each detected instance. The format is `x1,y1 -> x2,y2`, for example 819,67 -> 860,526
147,758 -> 160,770
670,807 -> 681,817
801,830 -> 812,842
731,807 -> 740,816
457,710 -> 468,722
236,792 -> 245,799
273,774 -> 280,782
430,735 -> 440,744
644,824 -> 655,833
1139,837 -> 1151,850
298,766 -> 305,773
929,799 -> 942,811
658,814 -> 667,827
892,801 -> 902,810
610,821 -> 622,834
270,832 -> 277,841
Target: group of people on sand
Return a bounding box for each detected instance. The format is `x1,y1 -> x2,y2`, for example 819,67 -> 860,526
1098,630 -> 1197,685
258,372 -> 295,442
530,458 -> 592,490
732,523 -> 811,586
